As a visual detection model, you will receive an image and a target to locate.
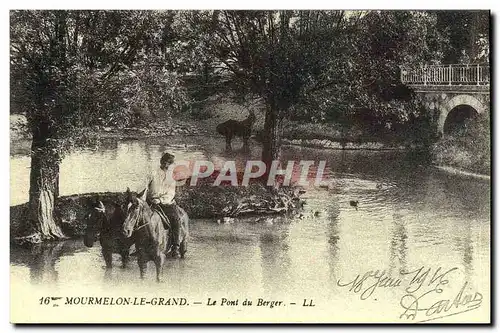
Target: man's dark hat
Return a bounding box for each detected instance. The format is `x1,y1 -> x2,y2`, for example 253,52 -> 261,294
161,152 -> 175,164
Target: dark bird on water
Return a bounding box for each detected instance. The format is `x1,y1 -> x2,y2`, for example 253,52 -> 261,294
349,200 -> 359,210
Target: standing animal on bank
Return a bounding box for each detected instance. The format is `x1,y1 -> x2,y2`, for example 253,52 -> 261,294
216,110 -> 256,151
122,188 -> 189,282
83,199 -> 133,269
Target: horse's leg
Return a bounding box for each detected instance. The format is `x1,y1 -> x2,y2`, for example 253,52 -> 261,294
180,239 -> 187,259
102,247 -> 113,269
120,247 -> 130,269
155,252 -> 165,283
225,135 -> 232,151
138,251 -> 147,280
242,135 -> 250,152
165,232 -> 173,256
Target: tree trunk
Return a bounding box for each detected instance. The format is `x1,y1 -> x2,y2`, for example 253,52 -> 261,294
261,103 -> 283,173
28,140 -> 66,240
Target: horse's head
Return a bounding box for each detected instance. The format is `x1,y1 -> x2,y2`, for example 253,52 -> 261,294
122,187 -> 148,238
83,199 -> 107,247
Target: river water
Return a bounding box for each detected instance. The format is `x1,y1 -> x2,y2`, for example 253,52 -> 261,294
10,136 -> 490,323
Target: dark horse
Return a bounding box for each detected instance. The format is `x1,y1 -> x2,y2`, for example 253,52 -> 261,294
122,188 -> 189,282
83,199 -> 134,269
216,110 -> 256,152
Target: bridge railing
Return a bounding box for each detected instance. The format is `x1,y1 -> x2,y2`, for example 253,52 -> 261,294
400,64 -> 490,86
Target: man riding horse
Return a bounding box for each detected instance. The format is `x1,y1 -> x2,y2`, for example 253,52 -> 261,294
145,152 -> 183,258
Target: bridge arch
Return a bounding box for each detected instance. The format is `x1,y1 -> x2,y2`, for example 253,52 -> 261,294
438,94 -> 486,136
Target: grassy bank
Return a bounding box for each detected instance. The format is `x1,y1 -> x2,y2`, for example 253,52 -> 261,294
432,114 -> 490,176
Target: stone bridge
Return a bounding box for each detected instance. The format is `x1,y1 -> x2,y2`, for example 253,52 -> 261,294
401,64 -> 490,136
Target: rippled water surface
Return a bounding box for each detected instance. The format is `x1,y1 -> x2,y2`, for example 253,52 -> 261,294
10,136 -> 490,323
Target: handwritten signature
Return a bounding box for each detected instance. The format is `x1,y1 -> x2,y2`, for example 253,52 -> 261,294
399,267 -> 482,322
337,266 -> 483,322
337,269 -> 402,300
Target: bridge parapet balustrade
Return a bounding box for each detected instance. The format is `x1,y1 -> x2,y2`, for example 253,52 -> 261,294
400,64 -> 490,87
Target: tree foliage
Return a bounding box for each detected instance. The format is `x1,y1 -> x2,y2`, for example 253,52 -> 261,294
436,10 -> 490,64
295,11 -> 448,125
10,10 -> 190,239
11,10 -> 190,148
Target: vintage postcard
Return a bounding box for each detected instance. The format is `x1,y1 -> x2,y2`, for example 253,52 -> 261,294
9,9 -> 490,324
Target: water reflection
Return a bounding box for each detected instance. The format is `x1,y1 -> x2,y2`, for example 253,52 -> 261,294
325,202 -> 341,291
10,137 -> 490,312
10,241 -> 86,285
389,211 -> 408,275
258,221 -> 291,296
454,218 -> 474,282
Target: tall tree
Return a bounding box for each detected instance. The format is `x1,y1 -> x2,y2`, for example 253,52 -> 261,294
10,10 -> 181,240
179,10 -> 358,168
